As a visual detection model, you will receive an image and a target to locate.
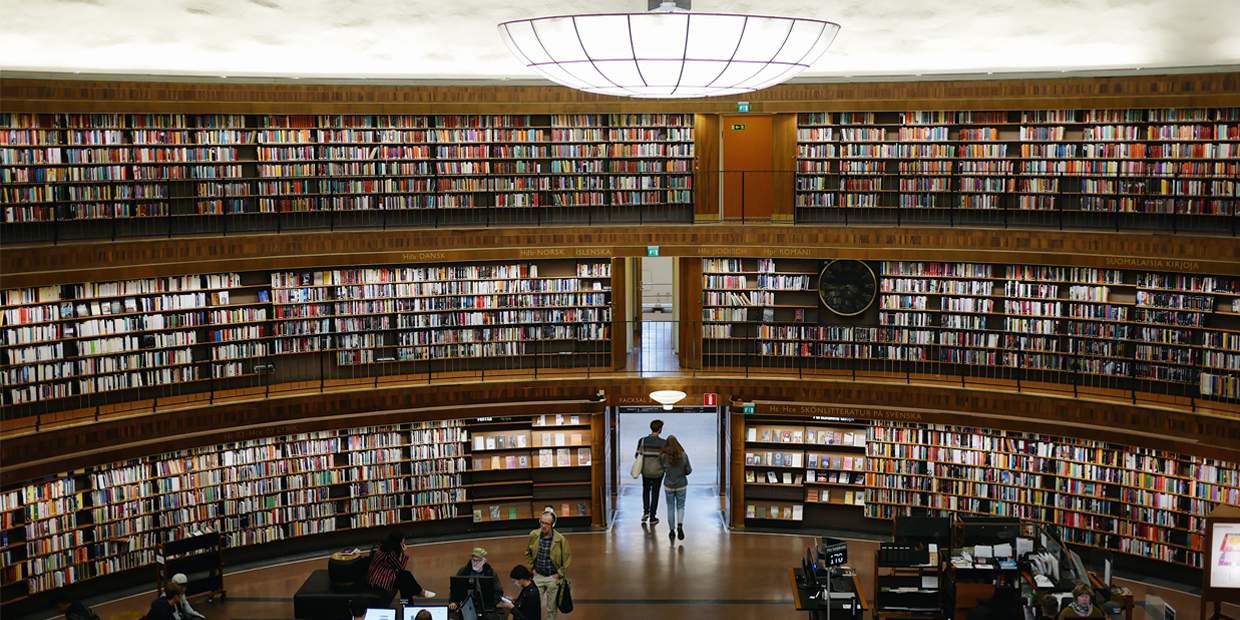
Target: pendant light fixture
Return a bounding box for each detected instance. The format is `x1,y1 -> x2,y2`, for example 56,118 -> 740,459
498,1 -> 840,98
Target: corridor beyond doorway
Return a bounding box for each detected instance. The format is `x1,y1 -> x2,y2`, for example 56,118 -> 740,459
630,256 -> 679,374
618,408 -> 718,490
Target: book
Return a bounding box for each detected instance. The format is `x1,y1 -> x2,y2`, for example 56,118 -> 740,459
486,437 -> 496,450
782,472 -> 793,485
517,434 -> 528,448
555,433 -> 566,447
806,470 -> 816,483
570,415 -> 580,425
561,503 -> 570,516
507,506 -> 518,519
555,414 -> 564,425
577,448 -> 591,466
577,502 -> 587,516
746,470 -> 755,483
490,456 -> 500,469
518,455 -> 529,468
746,504 -> 756,518
556,449 -> 571,467
571,432 -> 582,445
747,428 -> 757,442
766,471 -> 778,484
781,431 -> 792,443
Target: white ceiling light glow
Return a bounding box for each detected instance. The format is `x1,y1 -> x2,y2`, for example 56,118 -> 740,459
498,1 -> 840,98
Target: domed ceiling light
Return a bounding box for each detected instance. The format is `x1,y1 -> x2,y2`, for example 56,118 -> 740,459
498,0 -> 840,99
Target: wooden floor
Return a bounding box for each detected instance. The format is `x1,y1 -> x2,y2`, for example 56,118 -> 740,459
68,483 -> 1240,620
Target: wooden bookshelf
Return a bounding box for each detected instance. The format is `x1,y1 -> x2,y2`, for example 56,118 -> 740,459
864,422 -> 1240,569
1,258 -> 614,411
794,107 -> 1239,227
699,258 -> 1240,403
0,411 -> 601,610
739,416 -> 870,528
0,112 -> 694,237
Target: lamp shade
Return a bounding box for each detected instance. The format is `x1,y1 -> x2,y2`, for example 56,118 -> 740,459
498,10 -> 839,98
649,389 -> 687,410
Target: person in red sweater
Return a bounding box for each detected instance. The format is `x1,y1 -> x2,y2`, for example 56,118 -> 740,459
367,531 -> 436,603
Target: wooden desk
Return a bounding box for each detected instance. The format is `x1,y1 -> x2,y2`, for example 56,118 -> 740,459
790,568 -> 869,620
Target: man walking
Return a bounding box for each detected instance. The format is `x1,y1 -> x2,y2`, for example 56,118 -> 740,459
636,419 -> 667,524
525,510 -> 571,620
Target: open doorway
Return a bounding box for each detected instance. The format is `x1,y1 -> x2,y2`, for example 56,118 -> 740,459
634,257 -> 677,373
618,406 -> 719,489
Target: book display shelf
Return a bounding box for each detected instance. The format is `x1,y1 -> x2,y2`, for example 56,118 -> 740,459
699,257 -> 1240,404
1,258 -> 614,414
0,112 -> 694,241
864,422 -> 1240,570
0,411 -> 600,611
795,108 -> 1239,230
741,415 -> 869,527
466,413 -> 595,528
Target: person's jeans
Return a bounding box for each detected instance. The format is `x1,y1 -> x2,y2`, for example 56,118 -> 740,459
641,475 -> 664,517
533,573 -> 561,620
664,487 -> 687,530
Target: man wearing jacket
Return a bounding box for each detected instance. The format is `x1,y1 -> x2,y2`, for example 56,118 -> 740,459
525,510 -> 571,620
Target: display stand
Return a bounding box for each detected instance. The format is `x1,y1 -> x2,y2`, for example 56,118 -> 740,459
157,531 -> 225,603
1201,505 -> 1240,620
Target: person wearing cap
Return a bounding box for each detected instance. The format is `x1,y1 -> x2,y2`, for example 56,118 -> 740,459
448,546 -> 504,619
170,573 -> 207,620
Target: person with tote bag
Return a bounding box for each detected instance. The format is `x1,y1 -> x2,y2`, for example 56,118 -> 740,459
632,419 -> 667,524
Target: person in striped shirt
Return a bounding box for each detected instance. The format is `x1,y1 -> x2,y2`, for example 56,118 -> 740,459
367,531 -> 436,603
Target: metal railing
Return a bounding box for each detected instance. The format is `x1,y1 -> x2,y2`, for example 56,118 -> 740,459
3,320 -> 1235,435
4,170 -> 1236,244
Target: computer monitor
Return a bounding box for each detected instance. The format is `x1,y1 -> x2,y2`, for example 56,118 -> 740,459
894,515 -> 951,546
961,521 -> 1020,546
402,606 -> 449,620
449,575 -> 501,611
802,547 -> 819,588
363,609 -> 396,620
1164,602 -> 1176,620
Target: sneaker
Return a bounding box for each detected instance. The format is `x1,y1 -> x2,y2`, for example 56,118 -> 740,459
668,531 -> 676,544
421,590 -> 436,598
649,516 -> 660,525
641,512 -> 649,523
677,526 -> 684,540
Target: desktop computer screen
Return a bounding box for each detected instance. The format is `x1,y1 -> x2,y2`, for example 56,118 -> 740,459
403,606 -> 449,620
363,610 -> 396,620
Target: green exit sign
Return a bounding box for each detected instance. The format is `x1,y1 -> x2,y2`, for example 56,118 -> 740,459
740,402 -> 755,414
736,101 -> 750,112
731,123 -> 746,131
646,246 -> 660,257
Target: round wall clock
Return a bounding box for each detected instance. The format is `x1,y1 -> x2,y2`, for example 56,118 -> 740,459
817,260 -> 877,316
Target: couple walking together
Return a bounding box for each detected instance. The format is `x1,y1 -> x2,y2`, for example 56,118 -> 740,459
634,419 -> 692,544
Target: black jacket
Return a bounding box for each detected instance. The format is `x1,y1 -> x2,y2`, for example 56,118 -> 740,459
509,583 -> 541,620
145,597 -> 178,620
453,562 -> 503,607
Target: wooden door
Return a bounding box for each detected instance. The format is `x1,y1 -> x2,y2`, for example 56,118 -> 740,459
721,115 -> 774,220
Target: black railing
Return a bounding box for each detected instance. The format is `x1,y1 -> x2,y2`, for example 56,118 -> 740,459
3,170 -> 1236,244
3,320 -> 1235,434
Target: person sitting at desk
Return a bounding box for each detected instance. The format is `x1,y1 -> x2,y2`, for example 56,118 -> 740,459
1057,584 -> 1105,619
449,546 -> 504,618
497,565 -> 540,620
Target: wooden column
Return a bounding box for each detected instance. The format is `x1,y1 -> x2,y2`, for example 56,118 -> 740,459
693,113 -> 720,222
728,405 -> 747,529
590,410 -> 607,528
677,257 -> 703,369
610,257 -> 627,370
771,113 -> 798,223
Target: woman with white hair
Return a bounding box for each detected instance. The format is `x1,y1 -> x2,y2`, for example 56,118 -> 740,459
169,574 -> 207,620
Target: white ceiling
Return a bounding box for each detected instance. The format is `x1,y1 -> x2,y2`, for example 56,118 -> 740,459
1,0 -> 1237,82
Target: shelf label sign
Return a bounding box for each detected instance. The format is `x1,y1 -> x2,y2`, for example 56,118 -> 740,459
646,245 -> 660,257
703,392 -> 717,406
736,101 -> 750,112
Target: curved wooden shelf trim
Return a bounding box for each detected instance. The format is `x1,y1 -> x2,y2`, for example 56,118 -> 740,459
2,72 -> 1238,114
5,225 -> 1239,287
2,370 -> 1237,485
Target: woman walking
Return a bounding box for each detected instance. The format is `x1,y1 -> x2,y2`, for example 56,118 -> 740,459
659,435 -> 692,544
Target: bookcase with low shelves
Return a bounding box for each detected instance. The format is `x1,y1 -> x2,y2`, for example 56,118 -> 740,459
698,257 -> 1240,403
864,422 -> 1240,572
739,416 -> 870,529
0,411 -> 601,613
465,413 -> 596,528
794,107 -> 1239,230
0,112 -> 694,242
